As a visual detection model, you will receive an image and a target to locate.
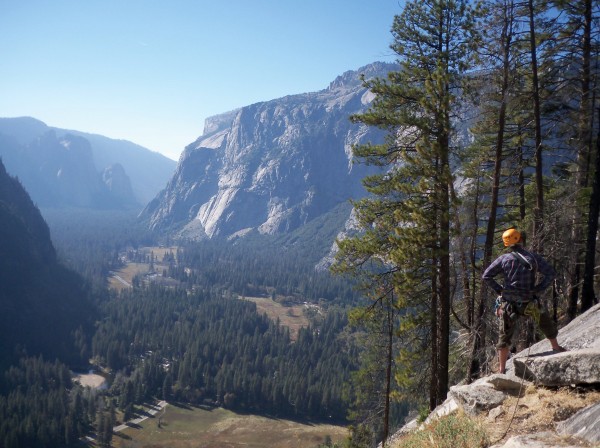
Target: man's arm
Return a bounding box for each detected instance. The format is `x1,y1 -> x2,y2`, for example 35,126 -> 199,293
482,256 -> 504,294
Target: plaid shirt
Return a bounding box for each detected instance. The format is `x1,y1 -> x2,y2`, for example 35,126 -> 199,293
482,245 -> 556,300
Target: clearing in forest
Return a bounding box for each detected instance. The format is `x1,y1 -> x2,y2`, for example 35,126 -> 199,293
111,403 -> 348,448
108,246 -> 179,291
241,296 -> 312,341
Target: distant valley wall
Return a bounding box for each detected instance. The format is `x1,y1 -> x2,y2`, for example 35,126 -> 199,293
0,117 -> 176,209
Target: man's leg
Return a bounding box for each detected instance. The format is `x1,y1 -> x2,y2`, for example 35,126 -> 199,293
497,305 -> 515,374
537,308 -> 566,352
548,338 -> 566,352
498,346 -> 509,374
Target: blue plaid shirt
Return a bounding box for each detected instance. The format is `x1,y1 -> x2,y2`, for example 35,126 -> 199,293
482,245 -> 556,300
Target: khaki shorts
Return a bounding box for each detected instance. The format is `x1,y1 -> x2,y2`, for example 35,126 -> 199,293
497,300 -> 558,349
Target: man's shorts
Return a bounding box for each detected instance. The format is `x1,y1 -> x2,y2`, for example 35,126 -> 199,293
497,300 -> 558,349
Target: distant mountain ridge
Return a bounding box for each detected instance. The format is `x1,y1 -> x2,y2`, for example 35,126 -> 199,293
0,159 -> 95,371
140,62 -> 396,240
0,117 -> 176,208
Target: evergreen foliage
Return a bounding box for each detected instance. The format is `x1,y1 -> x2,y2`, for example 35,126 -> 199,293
346,299 -> 409,446
0,160 -> 98,372
0,356 -> 98,448
333,0 -> 482,422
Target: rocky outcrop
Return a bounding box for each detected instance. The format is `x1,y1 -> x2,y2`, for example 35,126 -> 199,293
447,375 -> 525,416
64,128 -> 176,204
15,131 -> 106,208
0,127 -> 123,209
388,304 -> 600,448
557,401 -> 600,444
513,349 -> 600,387
315,207 -> 360,271
493,432 -> 589,448
140,63 -> 396,239
102,163 -> 137,207
507,302 -> 600,380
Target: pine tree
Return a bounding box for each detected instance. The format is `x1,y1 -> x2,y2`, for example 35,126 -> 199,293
334,0 -> 481,412
345,288 -> 399,447
552,0 -> 600,317
464,0 -> 529,379
163,373 -> 173,401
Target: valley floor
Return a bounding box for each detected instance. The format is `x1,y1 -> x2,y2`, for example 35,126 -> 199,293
111,403 -> 348,448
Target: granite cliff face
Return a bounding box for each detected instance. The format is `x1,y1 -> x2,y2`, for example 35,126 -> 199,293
141,62 -> 395,239
102,163 -> 136,207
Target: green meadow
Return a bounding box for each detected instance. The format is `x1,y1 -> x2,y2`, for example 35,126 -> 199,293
113,404 -> 348,448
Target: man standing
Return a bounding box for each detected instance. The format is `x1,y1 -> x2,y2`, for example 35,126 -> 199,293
482,228 -> 566,374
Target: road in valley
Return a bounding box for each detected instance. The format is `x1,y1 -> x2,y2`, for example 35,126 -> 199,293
109,271 -> 132,288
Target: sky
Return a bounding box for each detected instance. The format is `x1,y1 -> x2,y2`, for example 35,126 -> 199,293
0,1 -> 401,161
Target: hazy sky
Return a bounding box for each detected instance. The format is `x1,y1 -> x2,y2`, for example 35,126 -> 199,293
0,1 -> 401,161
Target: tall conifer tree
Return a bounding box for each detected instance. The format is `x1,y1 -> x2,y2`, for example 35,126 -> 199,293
334,0 -> 480,411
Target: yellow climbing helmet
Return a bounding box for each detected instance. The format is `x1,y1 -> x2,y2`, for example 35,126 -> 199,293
502,228 -> 521,247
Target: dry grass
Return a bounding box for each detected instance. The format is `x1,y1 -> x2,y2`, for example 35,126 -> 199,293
390,386 -> 600,448
390,410 -> 489,448
111,404 -> 348,448
481,386 -> 600,446
72,372 -> 107,389
109,263 -> 149,290
241,297 -> 311,341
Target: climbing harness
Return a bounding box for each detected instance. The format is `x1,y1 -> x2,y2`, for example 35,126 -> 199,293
497,297 -> 541,326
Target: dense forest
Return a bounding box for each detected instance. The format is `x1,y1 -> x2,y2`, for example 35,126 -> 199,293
0,357 -> 103,448
1,205 -> 369,447
92,286 -> 354,420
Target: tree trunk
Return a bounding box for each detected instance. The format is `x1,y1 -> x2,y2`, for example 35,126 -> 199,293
567,0 -> 593,320
469,1 -> 512,380
581,110 -> 600,312
469,176 -> 482,328
382,297 -> 394,447
430,233 -> 439,411
528,0 -> 544,251
450,180 -> 474,329
438,127 -> 451,406
518,132 -> 526,221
